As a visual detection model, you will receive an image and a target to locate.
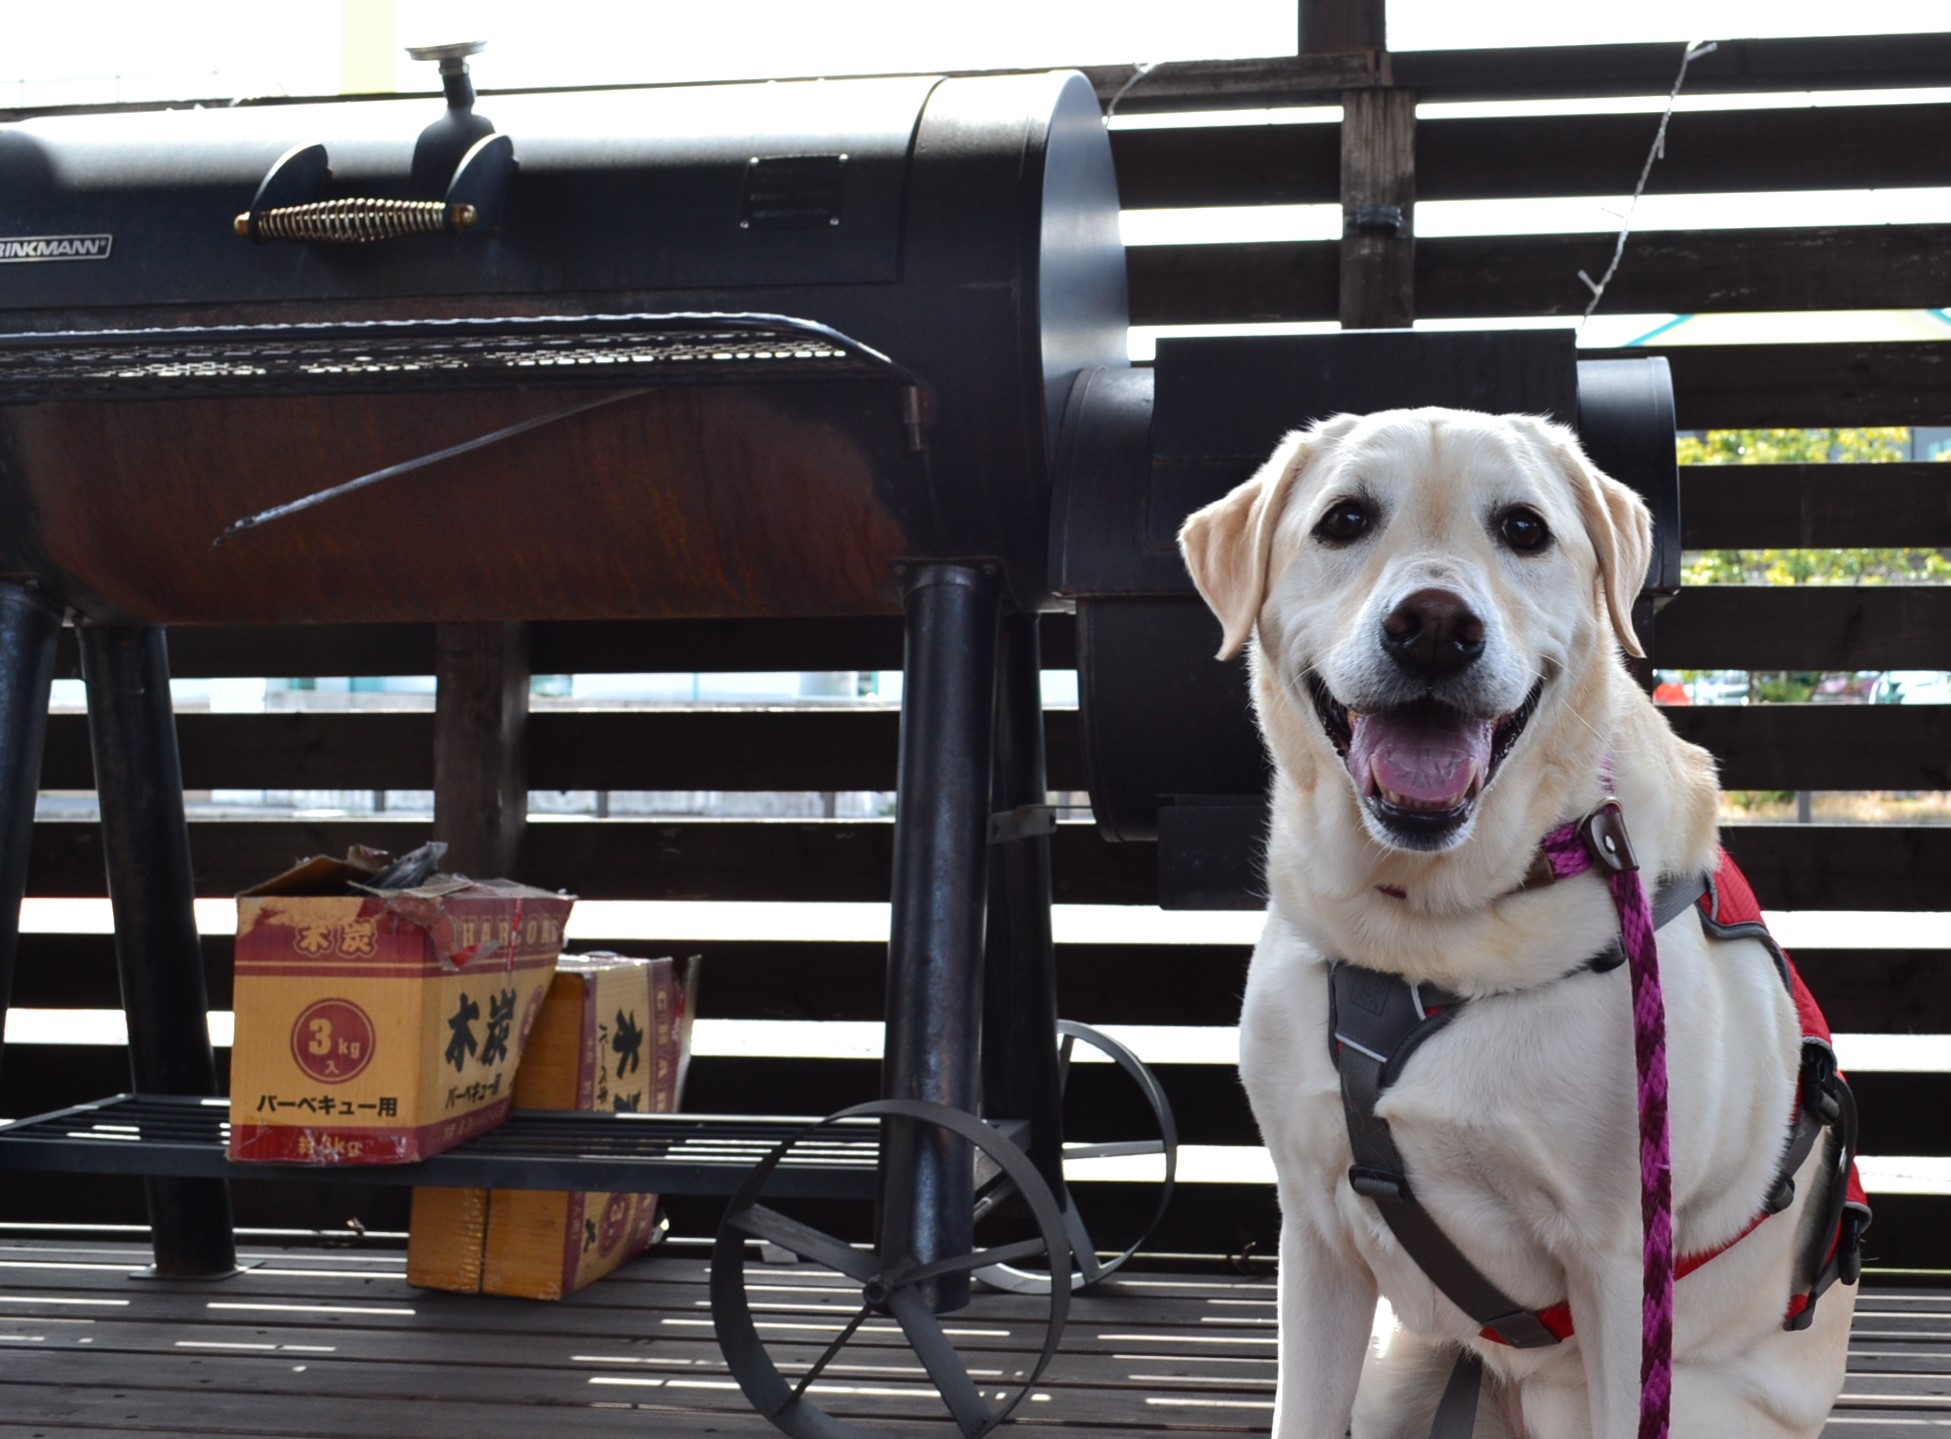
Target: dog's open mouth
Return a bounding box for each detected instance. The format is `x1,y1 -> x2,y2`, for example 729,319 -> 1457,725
1309,676 -> 1543,846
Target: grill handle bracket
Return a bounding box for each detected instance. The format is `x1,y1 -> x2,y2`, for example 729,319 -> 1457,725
235,141 -> 331,236
234,38 -> 516,247
235,133 -> 513,245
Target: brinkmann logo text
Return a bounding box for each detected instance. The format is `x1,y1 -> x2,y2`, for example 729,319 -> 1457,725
0,235 -> 113,263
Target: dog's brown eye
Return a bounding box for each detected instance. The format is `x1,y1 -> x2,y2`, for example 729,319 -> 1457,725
1499,507 -> 1550,553
1315,500 -> 1371,545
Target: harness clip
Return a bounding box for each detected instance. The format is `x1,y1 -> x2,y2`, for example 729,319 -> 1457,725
1348,1166 -> 1411,1203
1579,803 -> 1639,874
1838,1210 -> 1866,1287
1801,1043 -> 1842,1123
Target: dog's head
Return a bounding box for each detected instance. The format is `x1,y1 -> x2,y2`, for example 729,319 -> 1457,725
1179,408 -> 1651,858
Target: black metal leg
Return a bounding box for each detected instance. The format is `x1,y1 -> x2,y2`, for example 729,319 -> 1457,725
0,585 -> 61,1090
981,612 -> 1066,1204
879,562 -> 1001,1314
78,625 -> 237,1277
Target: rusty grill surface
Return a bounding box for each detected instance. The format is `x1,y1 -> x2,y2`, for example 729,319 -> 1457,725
0,313 -> 914,403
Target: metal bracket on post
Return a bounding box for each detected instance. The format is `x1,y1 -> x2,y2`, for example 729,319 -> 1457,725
988,804 -> 1057,845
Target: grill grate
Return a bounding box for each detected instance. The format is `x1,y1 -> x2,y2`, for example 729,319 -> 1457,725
0,313 -> 919,404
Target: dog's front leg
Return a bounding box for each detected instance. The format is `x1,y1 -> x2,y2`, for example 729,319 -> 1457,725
1565,1244 -> 1644,1439
1273,1186 -> 1378,1439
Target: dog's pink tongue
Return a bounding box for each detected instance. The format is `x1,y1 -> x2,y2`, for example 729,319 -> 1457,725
1348,710 -> 1494,808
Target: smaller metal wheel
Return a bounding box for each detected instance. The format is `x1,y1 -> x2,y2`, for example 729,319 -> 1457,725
711,1099 -> 1071,1439
974,1019 -> 1178,1295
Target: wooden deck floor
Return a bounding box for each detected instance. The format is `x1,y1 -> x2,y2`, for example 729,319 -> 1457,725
0,1235 -> 1940,1436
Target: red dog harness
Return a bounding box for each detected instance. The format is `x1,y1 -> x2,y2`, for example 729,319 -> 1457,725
1329,848 -> 1869,1352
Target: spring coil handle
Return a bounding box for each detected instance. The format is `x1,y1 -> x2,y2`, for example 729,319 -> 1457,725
234,198 -> 478,244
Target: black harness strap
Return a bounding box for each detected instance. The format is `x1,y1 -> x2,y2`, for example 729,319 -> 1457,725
1429,1348 -> 1485,1436
1331,964 -> 1562,1350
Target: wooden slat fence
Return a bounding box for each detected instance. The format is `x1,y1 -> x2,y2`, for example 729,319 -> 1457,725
11,31 -> 1951,1273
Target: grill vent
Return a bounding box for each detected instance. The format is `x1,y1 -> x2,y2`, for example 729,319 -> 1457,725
740,155 -> 846,231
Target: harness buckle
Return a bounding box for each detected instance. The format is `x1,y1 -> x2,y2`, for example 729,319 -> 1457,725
1578,803 -> 1639,875
1482,1308 -> 1561,1350
1801,1043 -> 1842,1123
1348,1166 -> 1411,1203
1838,1210 -> 1866,1287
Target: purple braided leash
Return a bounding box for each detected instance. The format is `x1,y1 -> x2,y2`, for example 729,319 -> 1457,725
1541,803 -> 1673,1439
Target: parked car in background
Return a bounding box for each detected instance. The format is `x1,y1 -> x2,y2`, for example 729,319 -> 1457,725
1686,670 -> 1751,705
1875,671 -> 1951,705
1811,672 -> 1883,704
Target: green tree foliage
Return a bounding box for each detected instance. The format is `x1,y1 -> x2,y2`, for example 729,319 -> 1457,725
1679,427 -> 1951,586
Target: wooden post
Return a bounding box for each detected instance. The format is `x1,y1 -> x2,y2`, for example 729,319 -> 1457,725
1299,0 -> 1385,54
1338,87 -> 1416,330
433,622 -> 529,879
1302,0 -> 1415,330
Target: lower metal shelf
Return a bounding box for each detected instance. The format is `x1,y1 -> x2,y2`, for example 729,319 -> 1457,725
0,1094 -> 916,1200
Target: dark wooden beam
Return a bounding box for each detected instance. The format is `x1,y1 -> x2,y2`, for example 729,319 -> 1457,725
1668,705 -> 1951,791
432,622 -> 528,878
40,711 -> 430,792
530,616 -> 916,674
1682,464 -> 1951,551
1419,226 -> 1951,320
1660,585 -> 1951,671
1081,53 -> 1383,114
53,623 -> 439,682
40,699 -> 1951,798
1418,104 -> 1951,202
12,929 -> 1949,1043
1073,34 -> 1951,114
1111,123 -> 1340,209
1607,342 -> 1951,430
57,616 -> 1078,684
1127,241 -> 1340,326
1112,104 -> 1951,211
1390,32 -> 1951,103
1337,87 -> 1417,329
1127,229 -> 1951,328
25,815 -> 1951,911
1793,951 -> 1951,1037
1299,0 -> 1385,54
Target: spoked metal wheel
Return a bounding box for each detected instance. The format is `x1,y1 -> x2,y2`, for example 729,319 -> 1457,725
711,1099 -> 1071,1439
974,1019 -> 1178,1295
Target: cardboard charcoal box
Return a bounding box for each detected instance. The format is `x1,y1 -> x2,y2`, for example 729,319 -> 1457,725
228,851 -> 573,1165
408,953 -> 697,1299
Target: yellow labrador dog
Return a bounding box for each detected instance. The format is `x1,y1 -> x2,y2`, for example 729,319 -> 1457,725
1178,409 -> 1856,1439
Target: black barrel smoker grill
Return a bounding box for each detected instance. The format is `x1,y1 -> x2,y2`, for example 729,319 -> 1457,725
0,52 -> 1678,1438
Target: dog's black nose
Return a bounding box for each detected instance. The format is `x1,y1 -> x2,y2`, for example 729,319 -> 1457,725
1381,588 -> 1486,680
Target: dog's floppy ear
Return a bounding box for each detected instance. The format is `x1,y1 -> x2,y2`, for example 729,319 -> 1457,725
1178,430 -> 1314,660
1553,431 -> 1653,660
